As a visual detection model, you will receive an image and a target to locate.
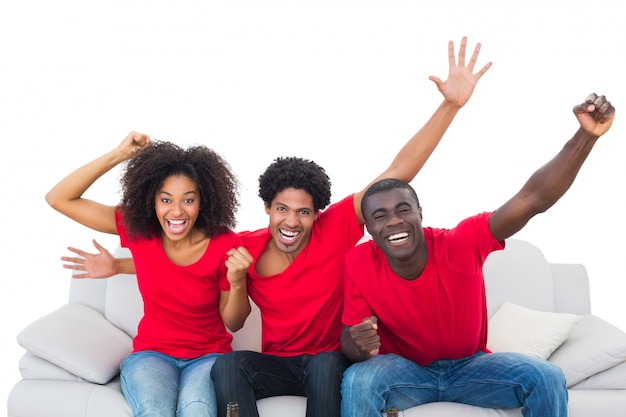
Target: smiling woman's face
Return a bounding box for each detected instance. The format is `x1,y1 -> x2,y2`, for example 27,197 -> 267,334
154,174 -> 201,242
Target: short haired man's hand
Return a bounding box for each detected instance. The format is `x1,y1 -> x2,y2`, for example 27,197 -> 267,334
574,93 -> 615,137
349,316 -> 381,358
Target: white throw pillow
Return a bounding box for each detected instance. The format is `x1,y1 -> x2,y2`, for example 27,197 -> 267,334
488,301 -> 581,360
17,303 -> 133,384
549,314 -> 626,387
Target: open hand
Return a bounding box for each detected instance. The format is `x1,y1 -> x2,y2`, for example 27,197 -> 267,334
429,37 -> 492,108
61,239 -> 117,279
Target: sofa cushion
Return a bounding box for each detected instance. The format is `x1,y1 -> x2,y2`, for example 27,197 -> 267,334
487,301 -> 581,360
572,360 -> 626,390
548,314 -> 626,387
17,303 -> 133,384
18,352 -> 85,382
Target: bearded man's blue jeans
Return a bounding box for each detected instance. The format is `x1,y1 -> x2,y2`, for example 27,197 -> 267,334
120,350 -> 220,417
341,352 -> 567,417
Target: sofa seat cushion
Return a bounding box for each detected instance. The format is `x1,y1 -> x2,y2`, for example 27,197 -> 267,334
17,303 -> 133,384
402,401 -> 522,416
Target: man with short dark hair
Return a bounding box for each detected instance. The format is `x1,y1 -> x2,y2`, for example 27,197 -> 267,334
340,93 -> 615,417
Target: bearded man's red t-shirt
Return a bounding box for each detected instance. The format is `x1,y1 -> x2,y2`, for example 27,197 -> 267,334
240,195 -> 364,357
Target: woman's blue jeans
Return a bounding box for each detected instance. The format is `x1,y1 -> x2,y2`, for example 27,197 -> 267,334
341,352 -> 568,417
211,350 -> 350,417
120,350 -> 221,417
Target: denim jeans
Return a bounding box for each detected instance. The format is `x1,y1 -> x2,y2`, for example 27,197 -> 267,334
120,350 -> 221,417
211,350 -> 350,417
341,352 -> 568,417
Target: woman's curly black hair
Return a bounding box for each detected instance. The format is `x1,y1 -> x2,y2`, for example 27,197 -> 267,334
258,156 -> 331,212
119,140 -> 239,240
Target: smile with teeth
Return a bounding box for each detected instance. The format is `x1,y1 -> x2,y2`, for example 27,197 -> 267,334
167,219 -> 187,233
279,228 -> 300,241
387,232 -> 409,243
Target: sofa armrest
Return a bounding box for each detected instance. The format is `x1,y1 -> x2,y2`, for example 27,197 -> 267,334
17,303 -> 133,384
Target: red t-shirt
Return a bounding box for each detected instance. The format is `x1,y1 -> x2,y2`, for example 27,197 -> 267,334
342,212 -> 504,365
116,211 -> 241,358
240,195 -> 364,356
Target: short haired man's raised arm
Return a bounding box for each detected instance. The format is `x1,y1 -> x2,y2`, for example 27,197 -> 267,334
489,93 -> 615,241
353,36 -> 492,223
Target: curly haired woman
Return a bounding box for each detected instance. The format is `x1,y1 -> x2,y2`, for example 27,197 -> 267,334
45,132 -> 252,417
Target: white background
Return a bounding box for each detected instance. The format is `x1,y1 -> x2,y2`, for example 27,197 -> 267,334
1,0 -> 624,413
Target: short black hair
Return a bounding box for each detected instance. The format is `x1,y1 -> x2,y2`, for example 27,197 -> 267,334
361,178 -> 420,216
258,156 -> 331,212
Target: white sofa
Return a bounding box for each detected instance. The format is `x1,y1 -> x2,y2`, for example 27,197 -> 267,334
8,238 -> 626,417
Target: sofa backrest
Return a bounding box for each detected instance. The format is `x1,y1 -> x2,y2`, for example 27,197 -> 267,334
67,238 -> 591,352
483,239 -> 590,316
68,247 -> 141,337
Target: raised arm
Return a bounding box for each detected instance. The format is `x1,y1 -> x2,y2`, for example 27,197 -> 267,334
46,131 -> 151,233
489,93 -> 615,241
353,36 -> 492,223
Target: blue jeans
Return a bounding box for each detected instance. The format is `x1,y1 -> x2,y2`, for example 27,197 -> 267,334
120,350 -> 221,417
211,350 -> 350,417
341,352 -> 568,417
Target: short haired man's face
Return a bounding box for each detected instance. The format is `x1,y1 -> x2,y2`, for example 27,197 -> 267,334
265,187 -> 319,256
363,187 -> 423,261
